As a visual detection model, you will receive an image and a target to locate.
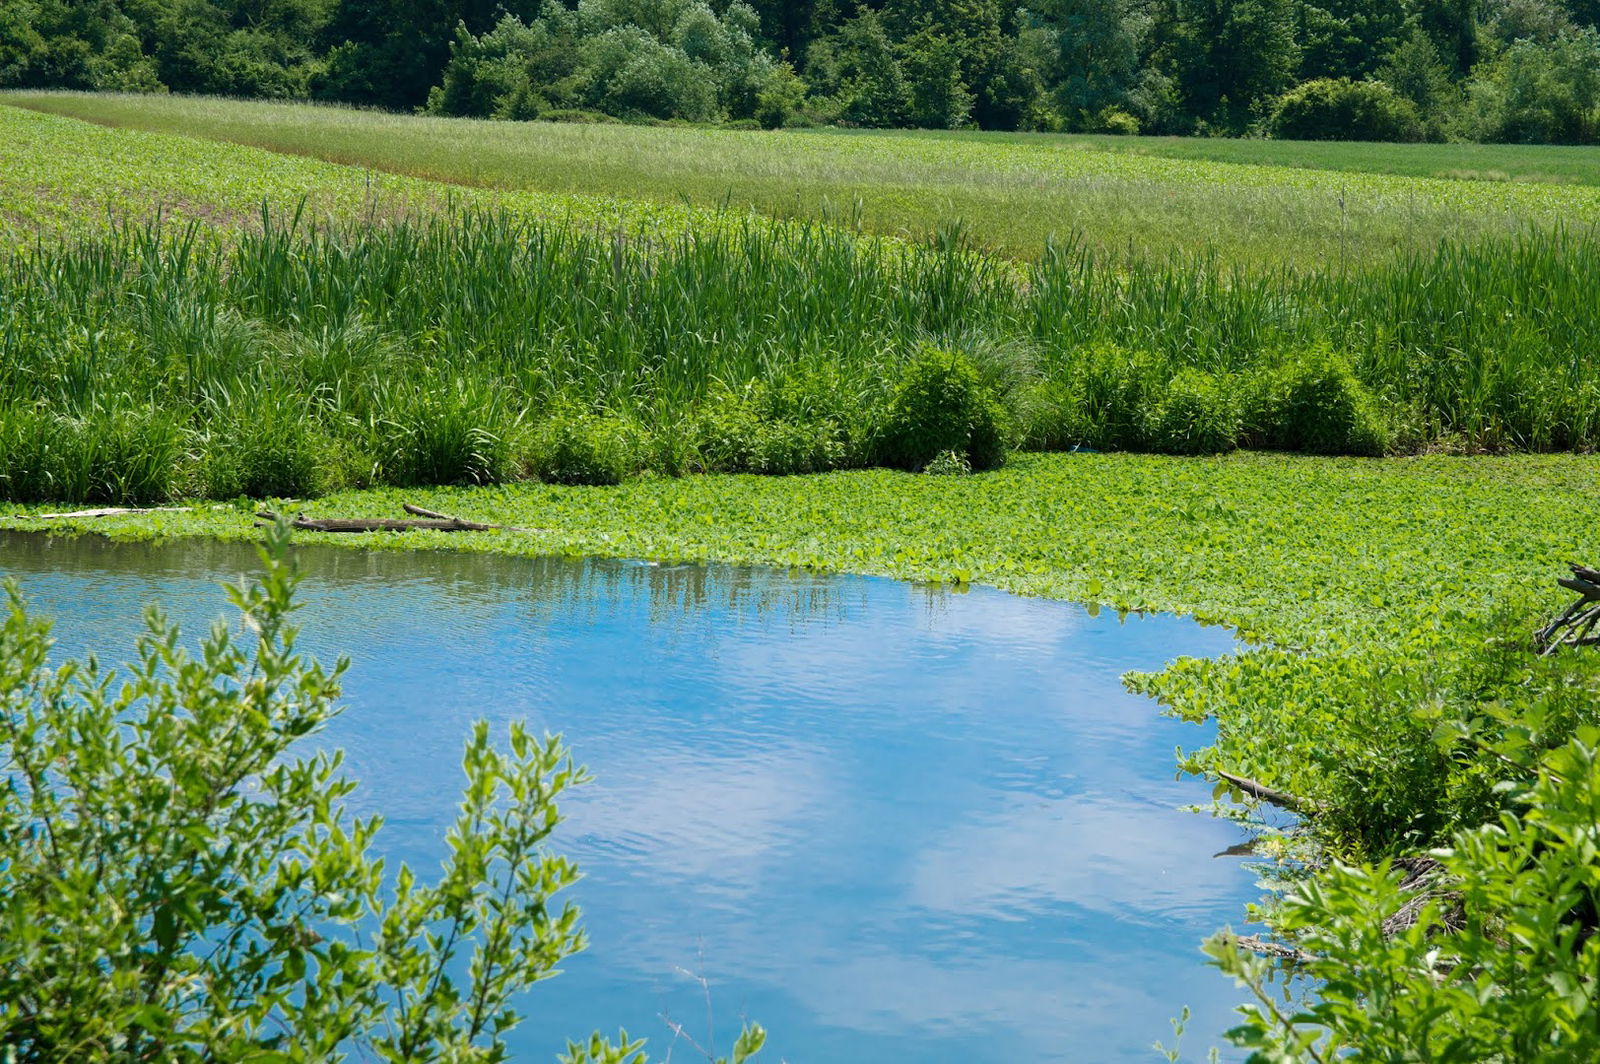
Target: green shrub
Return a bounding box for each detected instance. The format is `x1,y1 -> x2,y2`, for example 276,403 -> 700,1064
523,406 -> 639,485
1213,730 -> 1600,1060
1141,369 -> 1240,455
1095,107 -> 1141,135
753,63 -> 809,128
871,346 -> 1008,471
1248,353 -> 1391,455
922,448 -> 972,475
1270,78 -> 1425,142
1051,344 -> 1165,452
691,390 -> 847,475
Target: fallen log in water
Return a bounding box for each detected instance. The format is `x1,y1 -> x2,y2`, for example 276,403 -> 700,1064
257,503 -> 545,534
1216,769 -> 1320,814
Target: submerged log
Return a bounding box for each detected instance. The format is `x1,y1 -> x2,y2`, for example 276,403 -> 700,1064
1227,933 -> 1317,965
256,503 -> 544,535
260,512 -> 494,533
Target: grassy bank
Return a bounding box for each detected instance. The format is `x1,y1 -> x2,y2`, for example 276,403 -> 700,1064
12,93 -> 1600,267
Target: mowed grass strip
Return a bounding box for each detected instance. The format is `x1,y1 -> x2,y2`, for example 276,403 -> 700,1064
881,127 -> 1600,187
0,103 -> 701,243
12,91 -> 1600,267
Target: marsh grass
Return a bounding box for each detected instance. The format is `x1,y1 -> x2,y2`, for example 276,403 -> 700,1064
4,207 -> 1600,501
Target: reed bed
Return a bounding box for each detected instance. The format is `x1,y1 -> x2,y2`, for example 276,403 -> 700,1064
3,207 -> 1597,503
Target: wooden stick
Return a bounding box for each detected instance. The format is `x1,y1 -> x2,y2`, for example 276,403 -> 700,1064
1227,933 -> 1317,965
24,506 -> 193,520
1217,770 -> 1316,813
402,503 -> 457,520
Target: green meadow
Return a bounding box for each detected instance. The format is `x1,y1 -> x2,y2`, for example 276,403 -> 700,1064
0,103 -> 697,244
6,97 -> 1600,1056
13,91 -> 1600,266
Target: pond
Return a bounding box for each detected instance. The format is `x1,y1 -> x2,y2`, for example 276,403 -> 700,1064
0,531 -> 1258,1062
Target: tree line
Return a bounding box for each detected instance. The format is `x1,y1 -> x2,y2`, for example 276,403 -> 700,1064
6,0 -> 1600,142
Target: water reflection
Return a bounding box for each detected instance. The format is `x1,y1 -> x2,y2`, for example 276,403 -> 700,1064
0,531 -> 1254,1062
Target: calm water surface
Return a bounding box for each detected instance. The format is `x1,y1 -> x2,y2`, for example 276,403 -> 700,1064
0,531 -> 1256,1062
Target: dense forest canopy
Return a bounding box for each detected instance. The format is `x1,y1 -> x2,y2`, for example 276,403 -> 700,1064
5,0 -> 1600,141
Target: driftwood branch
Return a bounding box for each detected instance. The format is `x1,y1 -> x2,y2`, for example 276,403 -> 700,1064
25,506 -> 193,520
255,503 -> 548,535
1228,933 -> 1317,965
1536,564 -> 1600,655
1217,770 -> 1319,814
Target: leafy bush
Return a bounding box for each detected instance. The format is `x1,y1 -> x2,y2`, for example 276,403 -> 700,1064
690,395 -> 845,475
922,448 -> 972,475
1213,730 -> 1600,1060
753,63 -> 809,128
1247,353 -> 1391,456
1270,78 -> 1425,142
427,3 -> 782,125
1141,369 -> 1240,455
1095,107 -> 1141,135
523,406 -> 639,485
0,524 -> 589,1058
1459,31 -> 1600,145
871,346 -> 1008,471
1043,344 -> 1165,452
585,27 -> 721,123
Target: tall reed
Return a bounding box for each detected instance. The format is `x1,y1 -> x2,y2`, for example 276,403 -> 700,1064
2,208 -> 1596,500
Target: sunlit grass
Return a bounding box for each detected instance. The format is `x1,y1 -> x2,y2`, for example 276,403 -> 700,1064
11,92 -> 1600,267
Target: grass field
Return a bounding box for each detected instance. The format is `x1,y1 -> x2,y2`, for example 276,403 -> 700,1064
884,127 -> 1600,186
12,92 -> 1600,267
0,104 -> 699,244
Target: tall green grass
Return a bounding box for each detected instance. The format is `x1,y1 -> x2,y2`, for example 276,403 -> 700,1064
3,207 -> 1598,502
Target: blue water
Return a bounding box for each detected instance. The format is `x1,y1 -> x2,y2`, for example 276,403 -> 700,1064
0,532 -> 1257,1062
